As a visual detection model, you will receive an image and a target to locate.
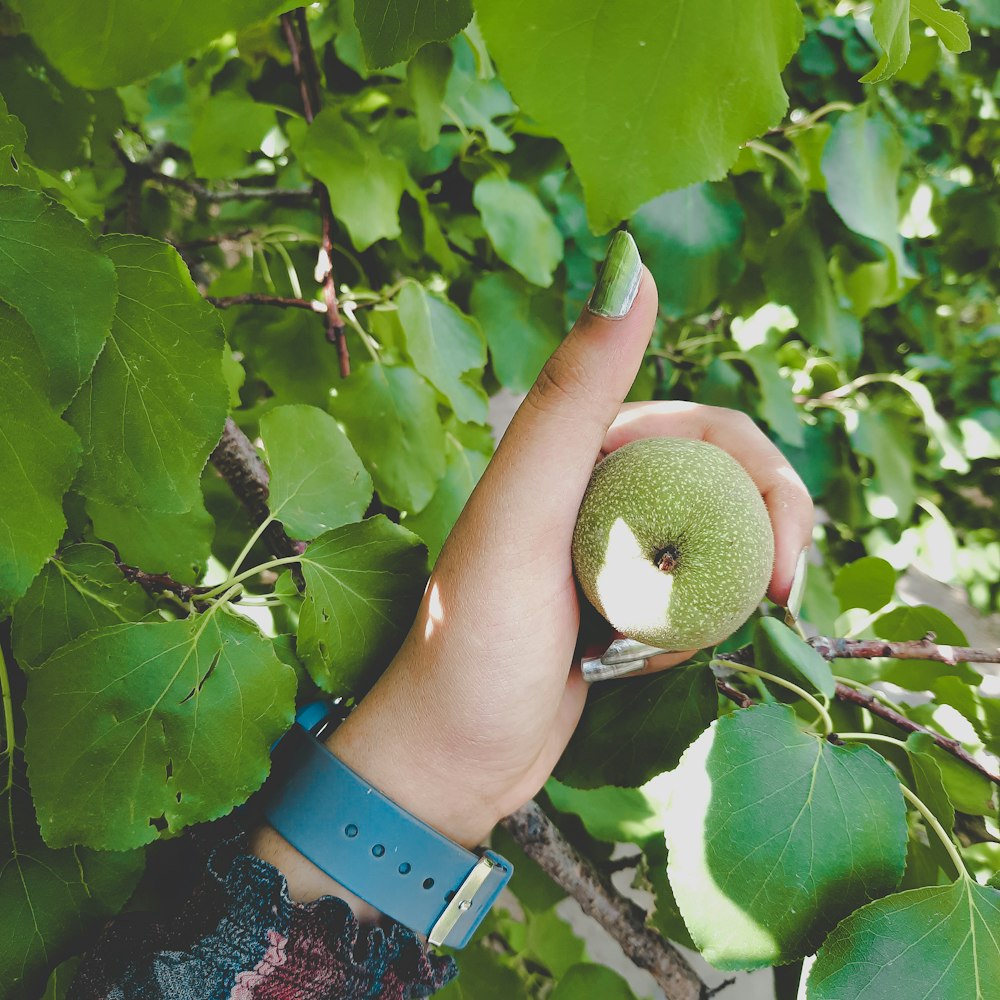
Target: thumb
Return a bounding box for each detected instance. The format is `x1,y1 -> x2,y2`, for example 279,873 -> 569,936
478,231 -> 657,536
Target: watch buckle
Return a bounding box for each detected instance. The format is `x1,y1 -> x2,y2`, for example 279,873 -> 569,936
428,854 -> 500,946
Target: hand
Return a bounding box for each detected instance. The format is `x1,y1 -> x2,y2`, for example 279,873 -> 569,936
253,237 -> 813,904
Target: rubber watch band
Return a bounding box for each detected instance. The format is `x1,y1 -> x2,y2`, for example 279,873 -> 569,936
260,709 -> 513,949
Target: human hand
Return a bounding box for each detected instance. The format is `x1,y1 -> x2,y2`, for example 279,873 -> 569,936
323,233 -> 814,851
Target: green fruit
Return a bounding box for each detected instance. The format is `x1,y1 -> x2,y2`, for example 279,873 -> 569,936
572,437 -> 774,650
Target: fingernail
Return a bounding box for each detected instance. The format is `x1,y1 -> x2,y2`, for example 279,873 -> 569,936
587,230 -> 642,319
601,637 -> 668,665
582,654 -> 647,683
787,549 -> 808,620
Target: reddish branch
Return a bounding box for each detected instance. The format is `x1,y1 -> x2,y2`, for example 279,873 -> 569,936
501,801 -> 709,1000
207,293 -> 325,312
812,634 -> 1000,666
280,9 -> 349,376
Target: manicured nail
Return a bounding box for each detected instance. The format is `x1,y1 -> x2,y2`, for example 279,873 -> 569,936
787,549 -> 808,620
582,653 -> 648,683
601,638 -> 668,665
587,230 -> 642,319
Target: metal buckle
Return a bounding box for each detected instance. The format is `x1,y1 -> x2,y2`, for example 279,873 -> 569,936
428,854 -> 499,946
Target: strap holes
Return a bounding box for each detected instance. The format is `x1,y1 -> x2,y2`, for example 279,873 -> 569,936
398,862 -> 411,875
422,877 -> 435,890
372,844 -> 385,857
345,824 -> 358,838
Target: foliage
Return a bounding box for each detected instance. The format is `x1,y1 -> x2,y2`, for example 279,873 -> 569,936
0,0 -> 997,997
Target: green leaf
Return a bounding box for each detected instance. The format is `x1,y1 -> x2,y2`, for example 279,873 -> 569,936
549,964 -> 639,1000
435,934 -> 525,999
190,93 -> 276,180
554,664 -> 717,789
545,777 -> 663,844
470,271 -> 563,393
297,109 -> 408,251
259,404 -> 373,540
637,840 -> 696,949
407,42 -> 453,150
1,759 -> 144,1000
743,342 -> 804,447
66,235 -> 228,579
397,283 -> 488,423
905,732 -> 957,874
11,543 -> 154,669
753,617 -> 837,698
9,0 -> 294,88
296,516 -> 427,696
404,425 -> 491,562
473,174 -> 563,287
509,908 -> 586,980
329,362 -> 446,513
833,556 -> 897,613
475,0 -> 803,231
0,304 -> 81,613
0,95 -> 36,187
764,209 -> 862,362
912,0 -> 972,52
354,0 -> 472,69
807,878 -> 1000,999
491,825 -> 566,913
0,186 -> 116,409
864,0 -> 914,82
23,608 -> 296,849
821,107 -> 917,295
442,36 -> 516,153
850,409 -> 917,521
631,182 -> 744,319
39,957 -> 81,1000
665,704 -> 907,969
874,606 -> 979,688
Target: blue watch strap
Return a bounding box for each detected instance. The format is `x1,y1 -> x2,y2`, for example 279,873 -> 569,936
260,719 -> 512,949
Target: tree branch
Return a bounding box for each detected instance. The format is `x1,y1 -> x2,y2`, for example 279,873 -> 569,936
207,293 -> 325,312
141,169 -> 313,204
209,418 -> 304,559
280,8 -> 349,376
501,800 -> 708,1000
811,634 -> 1000,666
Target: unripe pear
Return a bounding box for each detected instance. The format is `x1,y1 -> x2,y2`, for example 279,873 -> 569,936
572,437 -> 774,651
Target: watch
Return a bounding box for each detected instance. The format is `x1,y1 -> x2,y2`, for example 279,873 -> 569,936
259,701 -> 513,949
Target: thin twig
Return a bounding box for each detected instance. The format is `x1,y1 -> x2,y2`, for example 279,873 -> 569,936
280,9 -> 349,376
141,169 -> 313,204
812,634 -> 1000,666
501,801 -> 707,1000
716,679 -> 753,709
117,563 -> 210,603
207,293 -> 325,312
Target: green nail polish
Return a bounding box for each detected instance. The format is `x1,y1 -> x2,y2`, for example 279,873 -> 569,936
588,230 -> 642,319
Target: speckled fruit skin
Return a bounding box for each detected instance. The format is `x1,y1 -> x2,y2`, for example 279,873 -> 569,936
572,437 -> 774,650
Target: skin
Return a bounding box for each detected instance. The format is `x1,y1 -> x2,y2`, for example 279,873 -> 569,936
251,265 -> 814,919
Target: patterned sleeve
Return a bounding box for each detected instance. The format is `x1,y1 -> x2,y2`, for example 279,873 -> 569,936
67,834 -> 457,1000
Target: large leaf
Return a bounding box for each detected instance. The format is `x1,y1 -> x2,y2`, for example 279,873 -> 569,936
23,609 -> 296,850
905,732 -> 958,875
329,362 -> 446,514
0,186 -> 116,408
470,270 -> 563,393
549,964 -> 639,1000
0,304 -> 81,613
11,543 -> 154,669
554,664 -> 717,789
545,778 -> 663,844
473,175 -> 564,287
807,878 -> 1000,998
66,235 -> 228,579
297,109 -> 408,251
354,0 -> 472,69
822,107 -> 916,296
9,0 -> 294,89
1,759 -> 144,1000
190,93 -> 276,180
864,0 -> 971,83
631,182 -> 745,319
475,0 -> 804,231
833,556 -> 897,613
764,209 -> 862,362
296,516 -> 428,695
397,283 -> 488,424
665,704 -> 907,969
259,404 -> 373,540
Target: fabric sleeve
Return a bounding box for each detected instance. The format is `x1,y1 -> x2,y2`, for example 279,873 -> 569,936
68,834 -> 458,1000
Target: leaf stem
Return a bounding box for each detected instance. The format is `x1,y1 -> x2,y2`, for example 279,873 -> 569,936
201,556 -> 303,602
0,644 -> 14,794
837,732 -> 908,748
711,659 -> 834,735
228,513 -> 278,580
899,783 -> 968,878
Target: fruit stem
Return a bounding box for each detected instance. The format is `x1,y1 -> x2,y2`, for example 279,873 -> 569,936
899,783 -> 968,878
711,658 -> 834,736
